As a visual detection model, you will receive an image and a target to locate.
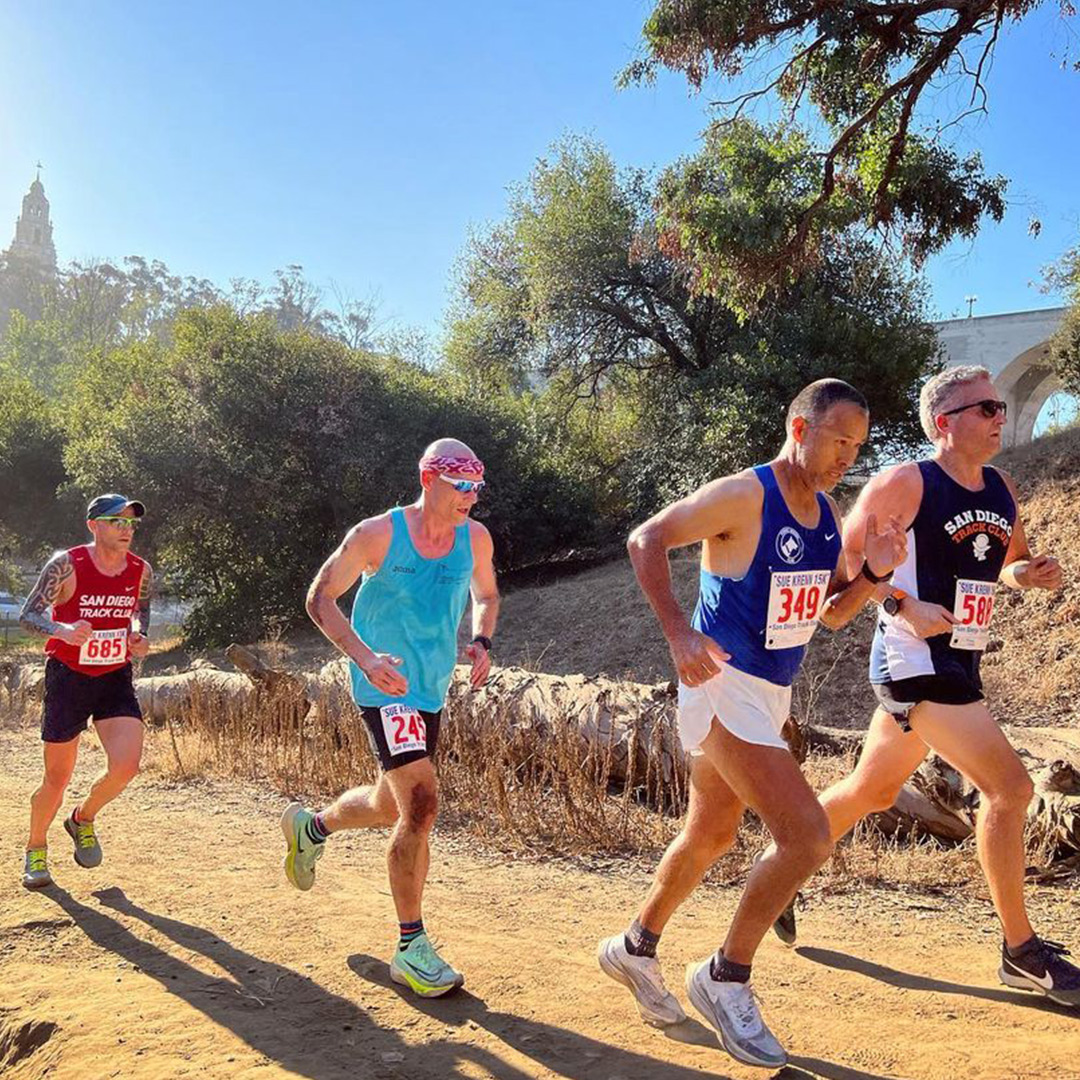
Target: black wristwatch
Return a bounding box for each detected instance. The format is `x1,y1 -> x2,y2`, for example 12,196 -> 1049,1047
861,561 -> 892,585
471,635 -> 493,653
881,590 -> 906,617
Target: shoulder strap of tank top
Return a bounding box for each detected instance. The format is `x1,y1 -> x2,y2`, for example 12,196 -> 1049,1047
753,463 -> 776,495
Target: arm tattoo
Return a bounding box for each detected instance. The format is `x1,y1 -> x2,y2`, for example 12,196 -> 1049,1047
19,552 -> 74,638
136,564 -> 153,637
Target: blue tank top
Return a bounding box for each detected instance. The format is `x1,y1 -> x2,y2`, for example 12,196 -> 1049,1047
350,508 -> 473,712
692,464 -> 842,687
870,460 -> 1015,686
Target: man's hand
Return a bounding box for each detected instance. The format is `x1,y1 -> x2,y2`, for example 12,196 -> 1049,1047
892,597 -> 957,639
128,632 -> 150,659
360,652 -> 408,696
1018,554 -> 1062,591
58,620 -> 92,647
465,641 -> 491,689
669,627 -> 730,688
863,513 -> 907,580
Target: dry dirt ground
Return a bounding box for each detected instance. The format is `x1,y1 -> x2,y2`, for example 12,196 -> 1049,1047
3,726 -> 1079,1080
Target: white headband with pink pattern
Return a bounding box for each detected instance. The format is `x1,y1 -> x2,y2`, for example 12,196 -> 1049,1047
419,454 -> 485,476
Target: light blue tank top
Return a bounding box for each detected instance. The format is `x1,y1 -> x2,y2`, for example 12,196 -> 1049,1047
350,508 -> 473,712
692,464 -> 841,687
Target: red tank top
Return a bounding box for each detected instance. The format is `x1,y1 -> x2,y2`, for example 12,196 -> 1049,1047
45,545 -> 146,676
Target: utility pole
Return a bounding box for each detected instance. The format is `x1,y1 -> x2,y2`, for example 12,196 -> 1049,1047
965,294 -> 978,318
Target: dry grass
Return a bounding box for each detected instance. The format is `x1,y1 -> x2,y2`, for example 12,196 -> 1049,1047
133,676 -> 985,896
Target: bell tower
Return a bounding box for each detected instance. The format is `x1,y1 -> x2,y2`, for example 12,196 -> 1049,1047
7,165 -> 57,270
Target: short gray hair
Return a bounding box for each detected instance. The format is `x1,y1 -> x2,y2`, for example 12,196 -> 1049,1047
919,365 -> 992,441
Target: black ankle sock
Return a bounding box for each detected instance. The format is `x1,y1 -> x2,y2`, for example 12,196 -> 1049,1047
399,920 -> 424,951
1006,935 -> 1039,959
709,950 -> 751,983
624,919 -> 661,958
304,812 -> 330,845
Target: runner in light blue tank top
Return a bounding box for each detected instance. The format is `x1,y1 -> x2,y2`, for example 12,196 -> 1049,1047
283,438 -> 500,1000
350,507 -> 473,712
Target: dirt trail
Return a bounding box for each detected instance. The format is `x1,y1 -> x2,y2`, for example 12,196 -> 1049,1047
2,727 -> 1078,1080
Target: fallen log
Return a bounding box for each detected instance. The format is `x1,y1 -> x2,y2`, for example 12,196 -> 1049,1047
114,655 -> 1080,867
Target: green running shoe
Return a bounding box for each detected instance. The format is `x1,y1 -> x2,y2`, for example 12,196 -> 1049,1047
23,848 -> 53,889
390,932 -> 464,998
281,802 -> 324,891
64,812 -> 102,868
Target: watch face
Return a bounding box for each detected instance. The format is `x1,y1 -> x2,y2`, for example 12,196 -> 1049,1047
883,597 -> 899,616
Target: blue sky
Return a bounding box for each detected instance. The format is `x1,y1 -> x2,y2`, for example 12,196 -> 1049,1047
2,1 -> 1077,337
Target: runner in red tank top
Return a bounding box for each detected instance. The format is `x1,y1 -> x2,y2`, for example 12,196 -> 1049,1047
18,493 -> 153,889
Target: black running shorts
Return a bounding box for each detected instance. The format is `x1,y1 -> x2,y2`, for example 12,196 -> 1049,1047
42,658 -> 143,743
872,673 -> 984,733
358,703 -> 442,772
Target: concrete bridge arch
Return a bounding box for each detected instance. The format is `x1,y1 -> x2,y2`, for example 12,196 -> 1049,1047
934,307 -> 1068,447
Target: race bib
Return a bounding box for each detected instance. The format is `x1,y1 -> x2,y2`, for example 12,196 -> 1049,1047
950,578 -> 996,651
765,570 -> 831,650
379,704 -> 428,756
78,627 -> 128,666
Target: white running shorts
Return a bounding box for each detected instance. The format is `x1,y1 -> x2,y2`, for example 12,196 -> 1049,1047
677,664 -> 791,754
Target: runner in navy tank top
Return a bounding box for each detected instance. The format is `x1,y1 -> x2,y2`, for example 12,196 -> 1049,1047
772,366 -> 1080,1008
18,493 -> 152,890
597,380 -> 909,1069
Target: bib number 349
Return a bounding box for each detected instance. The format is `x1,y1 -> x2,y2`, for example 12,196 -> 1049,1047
78,627 -> 128,666
950,579 -> 995,651
766,570 -> 831,650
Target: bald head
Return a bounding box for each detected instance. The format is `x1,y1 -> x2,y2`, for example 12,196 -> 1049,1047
420,437 -> 477,461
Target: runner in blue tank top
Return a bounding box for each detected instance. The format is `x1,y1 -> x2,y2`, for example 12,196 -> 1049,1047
773,366 -> 1080,1008
598,380 -> 909,1069
279,438 -> 500,999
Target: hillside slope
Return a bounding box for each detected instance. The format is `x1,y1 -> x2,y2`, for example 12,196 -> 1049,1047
494,428 -> 1080,729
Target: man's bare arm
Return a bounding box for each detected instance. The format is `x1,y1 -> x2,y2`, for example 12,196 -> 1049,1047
469,524 -> 500,641
628,473 -> 758,639
19,551 -> 76,639
995,469 -> 1061,591
136,563 -> 153,637
819,468 -> 920,629
305,516 -> 407,696
629,473 -> 755,685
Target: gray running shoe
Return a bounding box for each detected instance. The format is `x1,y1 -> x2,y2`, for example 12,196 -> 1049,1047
281,802 -> 325,891
597,934 -> 686,1027
1000,938 -> 1080,1008
64,812 -> 102,868
685,959 -> 787,1069
773,897 -> 798,947
22,848 -> 53,889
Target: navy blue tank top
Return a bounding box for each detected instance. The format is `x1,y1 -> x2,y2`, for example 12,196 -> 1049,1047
692,464 -> 842,687
870,460 -> 1016,686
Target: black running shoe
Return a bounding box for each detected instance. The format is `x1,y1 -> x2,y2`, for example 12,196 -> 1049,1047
773,895 -> 798,947
1000,937 -> 1080,1007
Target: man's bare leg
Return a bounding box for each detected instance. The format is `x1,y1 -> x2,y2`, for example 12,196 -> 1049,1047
697,718 -> 832,966
637,756 -> 745,934
76,716 -> 144,822
909,700 -> 1034,948
381,757 -> 439,924
598,754 -> 744,1028
321,774 -> 399,831
28,738 -> 80,849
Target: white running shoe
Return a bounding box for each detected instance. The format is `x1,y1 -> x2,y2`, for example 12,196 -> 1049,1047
685,959 -> 787,1069
597,934 -> 686,1027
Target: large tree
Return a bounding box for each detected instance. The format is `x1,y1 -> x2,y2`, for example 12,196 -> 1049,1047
623,1 -> 1072,303
448,136 -> 937,515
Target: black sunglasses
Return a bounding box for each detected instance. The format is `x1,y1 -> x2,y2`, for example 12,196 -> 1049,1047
941,398 -> 1008,420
